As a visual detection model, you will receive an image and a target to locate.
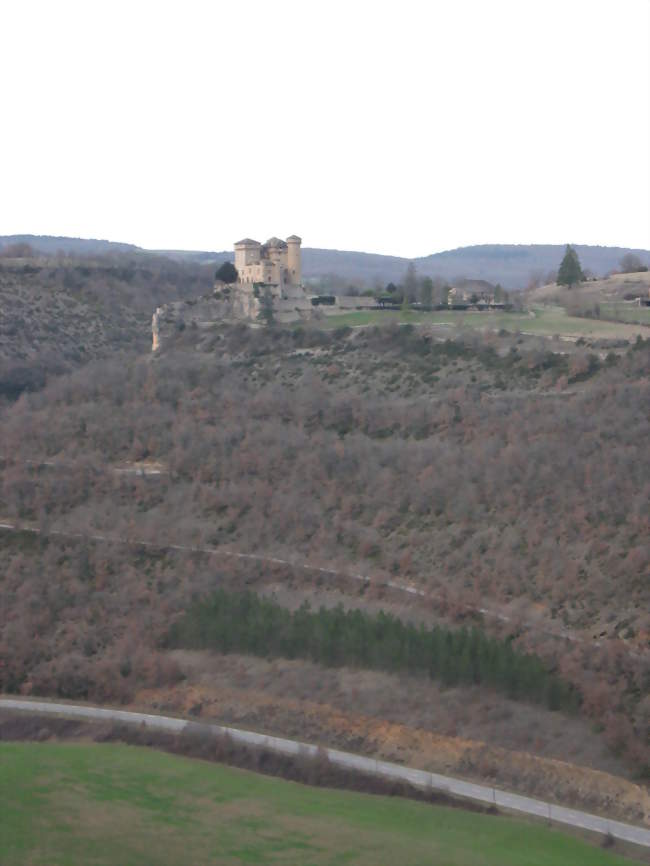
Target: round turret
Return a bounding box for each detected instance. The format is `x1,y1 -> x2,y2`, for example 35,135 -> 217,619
286,235 -> 301,285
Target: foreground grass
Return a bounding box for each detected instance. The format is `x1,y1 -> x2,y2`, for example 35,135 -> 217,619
316,306 -> 647,337
0,742 -> 640,866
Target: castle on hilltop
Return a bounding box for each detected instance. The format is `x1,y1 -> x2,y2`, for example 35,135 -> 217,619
234,235 -> 302,295
152,232 -> 378,350
217,233 -> 308,319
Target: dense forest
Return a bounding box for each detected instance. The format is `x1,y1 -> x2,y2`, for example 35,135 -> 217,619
0,323 -> 647,772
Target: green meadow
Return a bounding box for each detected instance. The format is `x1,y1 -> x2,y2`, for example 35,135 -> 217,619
0,742 -> 641,866
597,303 -> 650,325
316,305 -> 647,338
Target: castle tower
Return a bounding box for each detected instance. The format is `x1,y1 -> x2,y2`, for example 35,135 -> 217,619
234,238 -> 260,281
286,235 -> 301,285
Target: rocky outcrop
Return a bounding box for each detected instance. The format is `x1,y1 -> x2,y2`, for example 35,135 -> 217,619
152,292 -> 235,351
151,283 -> 382,351
152,283 -> 316,350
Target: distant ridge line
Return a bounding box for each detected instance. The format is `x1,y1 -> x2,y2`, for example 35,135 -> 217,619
1,235 -> 649,289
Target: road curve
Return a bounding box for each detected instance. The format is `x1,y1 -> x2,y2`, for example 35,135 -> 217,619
1,698 -> 648,849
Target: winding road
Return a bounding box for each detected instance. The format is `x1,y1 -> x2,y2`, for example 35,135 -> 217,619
1,697 -> 648,849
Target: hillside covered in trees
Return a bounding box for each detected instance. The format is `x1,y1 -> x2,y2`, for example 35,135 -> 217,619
0,322 -> 647,784
0,251 -> 214,401
169,590 -> 579,711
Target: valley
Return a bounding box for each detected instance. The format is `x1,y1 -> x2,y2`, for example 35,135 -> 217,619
0,247 -> 648,863
3,1 -> 649,860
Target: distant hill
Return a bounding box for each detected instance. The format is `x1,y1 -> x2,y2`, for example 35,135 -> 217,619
414,244 -> 650,290
300,244 -> 650,289
0,234 -> 140,256
150,248 -> 232,266
2,235 -> 649,290
300,248 -> 407,287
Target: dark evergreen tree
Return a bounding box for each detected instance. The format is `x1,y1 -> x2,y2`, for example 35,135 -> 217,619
215,261 -> 238,284
557,245 -> 584,287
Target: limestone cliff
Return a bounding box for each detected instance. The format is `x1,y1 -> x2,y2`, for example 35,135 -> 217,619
152,283 -> 320,350
151,284 -> 381,351
152,290 -> 239,351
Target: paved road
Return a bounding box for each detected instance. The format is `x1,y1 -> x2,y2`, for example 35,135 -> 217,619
1,698 -> 648,849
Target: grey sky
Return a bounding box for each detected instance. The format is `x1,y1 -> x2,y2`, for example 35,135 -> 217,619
2,0 -> 649,256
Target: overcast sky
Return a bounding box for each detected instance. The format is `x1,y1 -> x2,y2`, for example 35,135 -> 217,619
2,0 -> 649,257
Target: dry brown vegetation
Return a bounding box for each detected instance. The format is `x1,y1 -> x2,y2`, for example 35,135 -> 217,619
525,271 -> 650,326
0,253 -> 213,400
128,674 -> 650,825
0,322 -> 648,789
162,650 -> 625,772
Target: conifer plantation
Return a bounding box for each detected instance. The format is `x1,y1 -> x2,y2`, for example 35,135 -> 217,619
168,591 -> 579,712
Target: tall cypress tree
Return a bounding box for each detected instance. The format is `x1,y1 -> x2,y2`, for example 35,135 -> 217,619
557,245 -> 584,287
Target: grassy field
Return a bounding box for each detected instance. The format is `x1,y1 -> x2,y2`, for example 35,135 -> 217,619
597,303 -> 650,325
316,306 -> 648,338
0,742 -> 642,866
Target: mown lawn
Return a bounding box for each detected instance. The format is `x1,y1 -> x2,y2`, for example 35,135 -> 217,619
0,742 -> 641,866
315,306 -> 647,338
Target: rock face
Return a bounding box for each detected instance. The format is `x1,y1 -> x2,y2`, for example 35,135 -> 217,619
151,282 -> 383,351
152,293 -> 233,351
151,283 -> 320,350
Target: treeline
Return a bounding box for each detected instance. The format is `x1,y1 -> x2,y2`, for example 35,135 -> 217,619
168,591 -> 579,712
